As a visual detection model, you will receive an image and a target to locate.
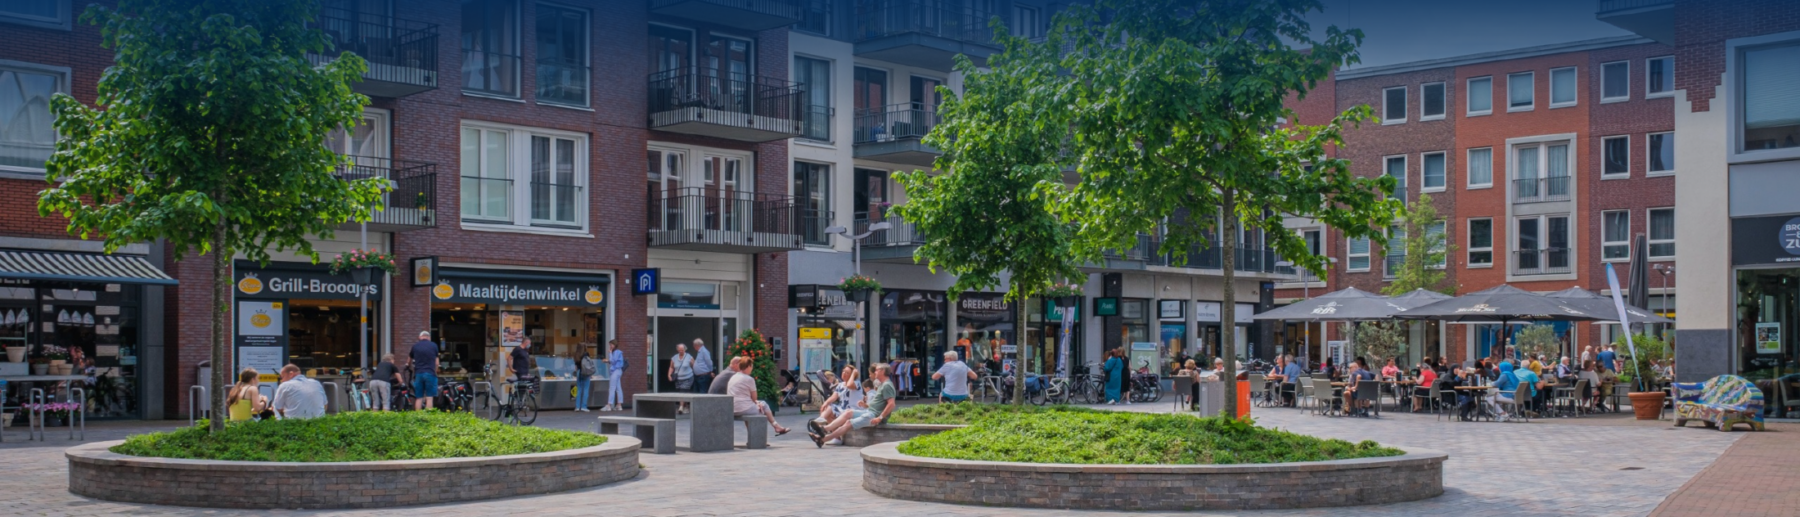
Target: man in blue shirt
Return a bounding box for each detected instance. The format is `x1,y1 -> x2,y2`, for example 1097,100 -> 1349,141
691,338 -> 714,393
409,331 -> 439,411
1269,355 -> 1304,407
1597,345 -> 1618,373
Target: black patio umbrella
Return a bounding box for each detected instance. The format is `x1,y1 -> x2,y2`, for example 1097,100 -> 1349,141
1388,289 -> 1454,310
1397,285 -> 1605,359
1546,287 -> 1673,325
1252,287 -> 1404,321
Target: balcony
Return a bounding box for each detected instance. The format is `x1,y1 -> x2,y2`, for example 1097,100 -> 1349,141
800,209 -> 834,246
310,8 -> 439,98
800,105 -> 833,141
651,0 -> 802,31
1086,237 -> 1296,278
1596,0 -> 1673,45
1513,176 -> 1572,203
857,215 -> 925,263
337,158 -> 437,232
1514,248 -> 1573,276
648,70 -> 804,142
853,104 -> 941,166
854,0 -> 1000,72
648,187 -> 804,253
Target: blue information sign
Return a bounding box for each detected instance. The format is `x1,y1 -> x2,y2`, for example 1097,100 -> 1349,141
631,268 -> 659,296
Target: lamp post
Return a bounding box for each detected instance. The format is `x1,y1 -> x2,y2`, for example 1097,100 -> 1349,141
1654,264 -> 1675,322
826,222 -> 891,370
1276,257 -> 1335,370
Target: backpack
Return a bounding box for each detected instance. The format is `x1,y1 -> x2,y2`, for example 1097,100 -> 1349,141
579,356 -> 597,377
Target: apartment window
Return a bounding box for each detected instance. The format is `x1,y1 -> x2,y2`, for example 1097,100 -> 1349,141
1013,5 -> 1042,39
1347,236 -> 1371,272
1602,210 -> 1630,261
535,3 -> 588,107
854,168 -> 889,220
1428,221 -> 1447,268
1601,60 -> 1629,102
1382,86 -> 1407,124
1507,72 -> 1534,111
1515,215 -> 1570,274
1385,155 -> 1407,205
1648,132 -> 1674,175
1512,141 -> 1571,202
1467,76 -> 1493,115
795,0 -> 832,36
0,63 -> 66,173
462,0 -> 520,97
326,110 -> 391,162
1384,226 -> 1406,277
1468,218 -> 1493,266
794,56 -> 832,141
1741,42 -> 1800,152
794,161 -> 831,245
1421,152 -> 1446,191
1602,136 -> 1630,178
1647,56 -> 1674,98
1467,147 -> 1493,188
1649,208 -> 1675,259
1302,228 -> 1322,257
1550,66 -> 1577,107
0,0 -> 68,29
1421,82 -> 1446,120
460,123 -> 588,230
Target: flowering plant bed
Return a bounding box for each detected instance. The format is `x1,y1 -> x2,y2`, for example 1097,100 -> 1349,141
1041,282 -> 1084,299
328,248 -> 398,277
26,401 -> 80,417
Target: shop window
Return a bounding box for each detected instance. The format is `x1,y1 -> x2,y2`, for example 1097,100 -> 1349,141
1735,270 -> 1800,382
0,62 -> 66,174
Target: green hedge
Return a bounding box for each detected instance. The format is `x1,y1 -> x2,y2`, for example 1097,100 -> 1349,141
887,402 -> 1093,425
898,412 -> 1401,465
111,411 -> 605,462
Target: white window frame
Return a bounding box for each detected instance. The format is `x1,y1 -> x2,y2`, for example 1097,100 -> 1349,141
1507,71 -> 1535,112
1549,66 -> 1578,108
1601,135 -> 1631,179
1646,56 -> 1675,99
1467,76 -> 1493,116
1466,147 -> 1493,189
1420,82 -> 1447,121
1347,235 -> 1371,272
1647,131 -> 1675,176
459,120 -> 591,236
1728,33 -> 1800,163
1383,154 -> 1407,205
1420,151 -> 1447,192
1467,218 -> 1493,268
1601,60 -> 1631,103
1381,86 -> 1407,124
1511,214 -> 1574,277
1601,210 -> 1630,263
0,60 -> 71,178
0,0 -> 70,30
1648,207 -> 1675,260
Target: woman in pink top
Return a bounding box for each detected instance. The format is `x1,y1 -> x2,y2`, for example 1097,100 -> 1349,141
1381,358 -> 1401,380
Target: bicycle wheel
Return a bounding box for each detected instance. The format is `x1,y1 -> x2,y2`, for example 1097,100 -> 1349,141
472,393 -> 501,420
1148,383 -> 1164,403
514,396 -> 539,425
1083,380 -> 1104,404
1029,388 -> 1047,406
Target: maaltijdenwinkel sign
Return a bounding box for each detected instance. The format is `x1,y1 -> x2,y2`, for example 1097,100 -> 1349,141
432,268 -> 609,307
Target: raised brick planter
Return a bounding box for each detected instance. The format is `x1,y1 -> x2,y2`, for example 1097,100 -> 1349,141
66,436 -> 641,509
841,423 -> 963,447
861,441 -> 1445,511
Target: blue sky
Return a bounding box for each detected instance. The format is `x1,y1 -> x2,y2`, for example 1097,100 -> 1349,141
1309,0 -> 1635,69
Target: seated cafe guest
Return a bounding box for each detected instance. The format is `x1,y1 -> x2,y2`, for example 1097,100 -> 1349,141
227,368 -> 269,422
1380,358 -> 1400,381
1411,362 -> 1438,412
270,364 -> 326,420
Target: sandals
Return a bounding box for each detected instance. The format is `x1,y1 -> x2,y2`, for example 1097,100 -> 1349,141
776,428 -> 791,436
808,432 -> 823,448
807,420 -> 824,435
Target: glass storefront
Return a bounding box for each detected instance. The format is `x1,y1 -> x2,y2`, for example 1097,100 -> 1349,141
954,292 -> 1012,375
232,262 -> 380,389
1196,301 -> 1254,362
426,267 -> 610,406
651,280 -> 737,393
1025,297 -> 1084,377
792,285 -> 858,374
1736,269 -> 1800,383
879,289 -> 946,397
0,283 -> 145,418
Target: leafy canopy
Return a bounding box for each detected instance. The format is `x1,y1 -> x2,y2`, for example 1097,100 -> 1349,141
39,0 -> 386,262
1381,194 -> 1456,296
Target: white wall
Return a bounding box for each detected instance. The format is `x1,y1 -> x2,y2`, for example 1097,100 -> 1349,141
1672,87 -> 1730,329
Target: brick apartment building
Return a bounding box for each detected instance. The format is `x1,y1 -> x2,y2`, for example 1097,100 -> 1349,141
1273,36 -> 1680,368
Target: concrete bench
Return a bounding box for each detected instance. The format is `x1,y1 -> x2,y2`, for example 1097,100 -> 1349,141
734,414 -> 769,449
596,416 -> 676,454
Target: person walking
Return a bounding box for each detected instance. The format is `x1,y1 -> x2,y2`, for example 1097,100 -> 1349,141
369,354 -> 400,411
410,331 -> 439,411
604,340 -> 626,411
226,368 -> 268,422
1103,348 -> 1125,404
574,346 -> 596,412
691,338 -> 714,393
1598,344 -> 1618,374
668,343 -> 694,413
932,350 -> 977,402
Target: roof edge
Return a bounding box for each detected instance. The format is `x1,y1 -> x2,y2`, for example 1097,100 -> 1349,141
1335,35 -> 1657,81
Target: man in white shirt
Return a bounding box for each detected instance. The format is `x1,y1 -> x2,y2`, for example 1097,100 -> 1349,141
270,364 -> 326,420
726,357 -> 791,436
932,351 -> 977,402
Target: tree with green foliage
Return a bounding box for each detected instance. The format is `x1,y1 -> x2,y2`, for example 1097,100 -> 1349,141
1381,194 -> 1456,296
38,0 -> 383,431
1344,320 -> 1408,366
891,20 -> 1082,405
1510,324 -> 1561,361
1012,0 -> 1398,417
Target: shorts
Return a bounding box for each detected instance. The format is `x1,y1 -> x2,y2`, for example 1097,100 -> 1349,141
412,372 -> 438,399
941,394 -> 969,402
849,409 -> 881,429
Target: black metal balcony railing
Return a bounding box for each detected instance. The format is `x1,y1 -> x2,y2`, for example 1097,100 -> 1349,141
462,50 -> 521,97
336,157 -> 437,229
648,187 -> 799,243
529,182 -> 582,228
1130,238 -> 1291,275
648,70 -> 804,129
857,214 -> 925,247
800,209 -> 834,246
854,104 -> 940,145
1514,248 -> 1572,275
536,60 -> 589,106
855,0 -> 998,46
1514,176 -> 1572,203
801,105 -> 833,141
313,8 -> 439,95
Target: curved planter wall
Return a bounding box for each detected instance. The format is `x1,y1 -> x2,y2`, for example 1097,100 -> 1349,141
841,423 -> 963,447
862,441 -> 1445,511
68,437 -> 641,509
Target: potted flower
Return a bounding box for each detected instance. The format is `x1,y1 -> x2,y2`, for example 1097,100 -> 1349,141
728,329 -> 780,414
329,249 -> 399,286
27,401 -> 77,427
1043,282 -> 1084,307
1618,332 -> 1670,420
838,275 -> 882,302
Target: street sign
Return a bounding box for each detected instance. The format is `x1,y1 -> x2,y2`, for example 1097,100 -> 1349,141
631,268 -> 659,296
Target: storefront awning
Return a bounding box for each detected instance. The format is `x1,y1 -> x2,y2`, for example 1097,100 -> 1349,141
0,250 -> 177,286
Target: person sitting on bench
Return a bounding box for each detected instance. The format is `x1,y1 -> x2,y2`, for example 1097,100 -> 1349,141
726,356 -> 791,436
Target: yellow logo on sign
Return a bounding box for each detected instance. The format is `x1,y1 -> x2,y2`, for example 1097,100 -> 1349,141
585,285 -> 604,305
414,262 -> 432,285
250,312 -> 272,328
237,273 -> 263,295
432,281 -> 454,300
799,327 -> 832,340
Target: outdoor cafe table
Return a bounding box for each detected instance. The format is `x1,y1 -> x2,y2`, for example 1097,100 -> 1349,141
633,393 -> 734,452
1452,386 -> 1496,421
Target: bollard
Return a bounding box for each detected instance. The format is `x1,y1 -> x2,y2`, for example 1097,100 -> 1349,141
188,385 -> 208,426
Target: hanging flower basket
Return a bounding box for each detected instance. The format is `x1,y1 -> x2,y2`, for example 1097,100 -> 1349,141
329,249 -> 398,285
1043,282 -> 1085,307
839,275 -> 882,302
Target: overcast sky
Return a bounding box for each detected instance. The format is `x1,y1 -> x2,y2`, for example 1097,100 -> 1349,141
1308,0 -> 1635,69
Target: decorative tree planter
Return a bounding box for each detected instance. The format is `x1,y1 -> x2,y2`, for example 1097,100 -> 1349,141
67,437 -> 641,509
861,442 -> 1446,511
1629,391 -> 1668,420
841,423 -> 963,447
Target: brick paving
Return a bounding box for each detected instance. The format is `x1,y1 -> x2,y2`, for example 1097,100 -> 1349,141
0,401 -> 1753,516
1650,423 -> 1800,517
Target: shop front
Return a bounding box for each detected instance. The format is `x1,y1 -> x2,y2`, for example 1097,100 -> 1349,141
1157,300 -> 1188,376
954,292 -> 1012,375
0,249 -> 173,420
650,279 -> 741,393
1025,297 -> 1084,378
427,267 -> 610,409
1196,301 -> 1256,362
879,289 -> 946,398
790,284 -> 858,373
232,261 -> 381,392
1730,215 -> 1800,388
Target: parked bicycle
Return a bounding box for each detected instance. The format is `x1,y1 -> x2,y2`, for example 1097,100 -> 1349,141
476,365 -> 538,425
1129,361 -> 1164,403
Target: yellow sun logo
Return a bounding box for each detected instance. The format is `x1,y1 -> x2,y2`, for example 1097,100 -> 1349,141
250,312 -> 272,328
432,282 -> 454,300
584,286 -> 603,305
414,263 -> 432,285
237,274 -> 263,295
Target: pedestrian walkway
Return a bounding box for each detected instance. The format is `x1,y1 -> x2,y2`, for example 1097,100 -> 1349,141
0,404 -> 1751,516
1650,423 -> 1799,517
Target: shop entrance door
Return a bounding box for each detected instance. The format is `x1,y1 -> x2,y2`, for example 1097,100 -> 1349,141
654,317 -> 714,392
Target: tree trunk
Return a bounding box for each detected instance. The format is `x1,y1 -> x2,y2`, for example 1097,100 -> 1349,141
209,221 -> 230,432
1220,189 -> 1239,419
1012,289 -> 1026,405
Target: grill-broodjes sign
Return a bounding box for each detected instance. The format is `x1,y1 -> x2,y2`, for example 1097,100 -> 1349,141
235,270 -> 379,300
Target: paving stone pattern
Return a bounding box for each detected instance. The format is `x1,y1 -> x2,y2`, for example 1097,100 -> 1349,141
0,402 -> 1744,516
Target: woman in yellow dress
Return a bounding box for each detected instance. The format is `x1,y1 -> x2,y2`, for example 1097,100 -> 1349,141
226,368 -> 268,421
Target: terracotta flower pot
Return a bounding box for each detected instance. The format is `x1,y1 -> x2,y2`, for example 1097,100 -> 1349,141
1628,391 -> 1666,420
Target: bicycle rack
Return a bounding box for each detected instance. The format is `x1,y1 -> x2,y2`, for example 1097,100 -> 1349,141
188,385 -> 208,426
67,387 -> 84,441
29,388 -> 44,441
321,382 -> 340,413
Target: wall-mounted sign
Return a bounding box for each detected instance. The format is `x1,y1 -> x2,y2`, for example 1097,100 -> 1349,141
956,292 -> 1011,323
1756,322 -> 1782,355
235,263 -> 379,301
631,268 -> 659,296
433,267 -> 609,307
1733,215 -> 1800,266
1093,297 -> 1119,316
411,256 -> 437,287
1158,299 -> 1185,320
234,299 -> 287,382
1194,301 -> 1255,324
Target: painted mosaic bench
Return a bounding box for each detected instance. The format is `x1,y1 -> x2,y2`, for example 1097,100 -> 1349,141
1672,375 -> 1764,432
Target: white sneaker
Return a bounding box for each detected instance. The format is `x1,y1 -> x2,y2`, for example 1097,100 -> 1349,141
826,438 -> 843,446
